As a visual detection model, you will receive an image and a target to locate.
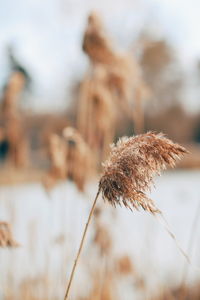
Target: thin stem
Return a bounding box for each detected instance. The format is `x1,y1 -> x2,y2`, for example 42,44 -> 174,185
156,212 -> 191,264
63,187 -> 101,300
181,199 -> 200,287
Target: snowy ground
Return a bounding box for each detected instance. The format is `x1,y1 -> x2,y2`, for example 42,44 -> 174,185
0,170 -> 199,299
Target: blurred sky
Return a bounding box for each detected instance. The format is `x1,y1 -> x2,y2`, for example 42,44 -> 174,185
0,0 -> 200,113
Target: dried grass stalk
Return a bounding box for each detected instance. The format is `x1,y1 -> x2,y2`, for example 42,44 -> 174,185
79,12 -> 150,166
44,128 -> 95,191
77,68 -> 117,160
82,12 -> 133,119
44,133 -> 67,189
4,116 -> 29,168
93,224 -> 112,255
63,127 -> 95,191
84,272 -> 114,300
116,255 -> 133,275
2,71 -> 25,118
63,132 -> 187,300
83,12 -> 117,65
0,221 -> 19,247
100,132 -> 187,213
0,71 -> 29,168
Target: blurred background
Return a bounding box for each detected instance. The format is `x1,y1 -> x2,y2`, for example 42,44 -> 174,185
0,0 -> 200,299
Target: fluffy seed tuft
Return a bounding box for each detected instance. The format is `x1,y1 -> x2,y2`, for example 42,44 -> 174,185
99,132 -> 188,213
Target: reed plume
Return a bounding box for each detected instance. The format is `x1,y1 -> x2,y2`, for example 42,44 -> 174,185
78,12 -> 150,166
63,127 -> 95,191
44,127 -> 95,191
77,67 -> 116,160
100,131 -> 187,213
0,221 -> 19,247
63,132 -> 187,300
82,12 -> 117,66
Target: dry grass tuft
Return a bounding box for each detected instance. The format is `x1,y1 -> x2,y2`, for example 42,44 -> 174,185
2,71 -> 25,118
100,132 -> 188,213
93,224 -> 112,255
77,12 -> 151,167
77,67 -> 117,160
82,12 -> 117,66
44,127 -> 95,191
0,70 -> 29,168
0,221 -> 19,247
63,127 -> 95,191
116,255 -> 133,275
85,272 -> 114,300
151,283 -> 200,300
81,12 -> 150,137
44,133 -> 67,189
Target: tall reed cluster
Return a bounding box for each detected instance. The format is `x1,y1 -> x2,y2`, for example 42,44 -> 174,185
0,12 -> 192,300
44,127 -> 95,191
77,12 -> 149,162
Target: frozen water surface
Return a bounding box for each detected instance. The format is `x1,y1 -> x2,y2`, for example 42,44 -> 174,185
0,170 -> 199,299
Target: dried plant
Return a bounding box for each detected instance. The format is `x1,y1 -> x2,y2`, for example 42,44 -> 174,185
44,133 -> 67,189
99,132 -> 187,213
0,71 -> 29,168
44,127 -> 95,191
0,221 -> 19,247
84,272 -> 114,300
4,116 -> 29,168
181,198 -> 200,293
77,67 -> 117,160
2,71 -> 25,118
82,12 -> 117,66
93,224 -> 112,256
78,12 -> 150,164
63,127 -> 95,191
151,283 -> 200,300
63,132 -> 187,300
116,255 -> 133,275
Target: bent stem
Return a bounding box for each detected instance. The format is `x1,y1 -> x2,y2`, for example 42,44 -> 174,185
156,212 -> 190,264
63,187 -> 101,300
181,199 -> 200,295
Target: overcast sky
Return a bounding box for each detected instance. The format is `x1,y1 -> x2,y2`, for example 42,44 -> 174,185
0,0 -> 200,112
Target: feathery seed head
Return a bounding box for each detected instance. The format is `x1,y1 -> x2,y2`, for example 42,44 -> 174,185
99,132 -> 188,213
